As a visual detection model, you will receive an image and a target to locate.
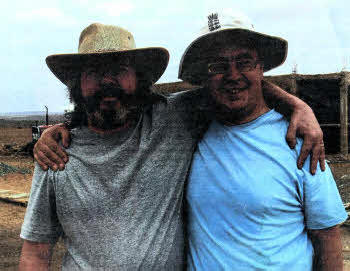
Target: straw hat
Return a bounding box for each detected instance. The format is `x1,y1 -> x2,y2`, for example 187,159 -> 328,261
178,11 -> 288,85
46,23 -> 169,86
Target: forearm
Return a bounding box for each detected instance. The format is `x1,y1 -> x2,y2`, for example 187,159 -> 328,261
262,79 -> 325,173
19,241 -> 53,271
262,80 -> 304,116
19,258 -> 50,271
309,226 -> 343,271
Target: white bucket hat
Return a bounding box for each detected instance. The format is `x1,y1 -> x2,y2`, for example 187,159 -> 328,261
178,11 -> 288,85
46,23 -> 169,86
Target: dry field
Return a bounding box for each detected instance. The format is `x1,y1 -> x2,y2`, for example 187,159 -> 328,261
0,127 -> 34,193
1,126 -> 350,270
0,127 -> 31,146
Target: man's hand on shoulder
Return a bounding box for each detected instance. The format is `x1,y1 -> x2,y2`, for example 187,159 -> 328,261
34,124 -> 71,171
261,80 -> 325,175
286,101 -> 326,175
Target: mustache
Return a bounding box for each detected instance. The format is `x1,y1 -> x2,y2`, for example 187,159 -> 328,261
95,86 -> 135,102
84,86 -> 138,113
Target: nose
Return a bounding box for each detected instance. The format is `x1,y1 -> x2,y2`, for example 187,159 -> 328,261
100,74 -> 119,87
224,62 -> 242,80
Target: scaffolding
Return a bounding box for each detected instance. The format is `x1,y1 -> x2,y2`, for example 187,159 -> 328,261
265,72 -> 350,157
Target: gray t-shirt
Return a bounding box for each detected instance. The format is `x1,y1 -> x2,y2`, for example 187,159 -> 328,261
21,90 -> 205,270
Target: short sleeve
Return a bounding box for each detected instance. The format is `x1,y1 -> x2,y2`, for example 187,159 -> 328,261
300,157 -> 348,230
20,163 -> 62,243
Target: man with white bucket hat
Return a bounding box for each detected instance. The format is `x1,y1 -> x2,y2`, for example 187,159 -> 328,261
181,11 -> 347,270
29,19 -> 324,269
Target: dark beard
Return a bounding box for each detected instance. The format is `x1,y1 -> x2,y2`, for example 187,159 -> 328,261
84,86 -> 142,130
88,106 -> 136,130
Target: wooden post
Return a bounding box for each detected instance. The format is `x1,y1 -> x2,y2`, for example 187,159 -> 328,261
340,72 -> 350,156
290,74 -> 298,95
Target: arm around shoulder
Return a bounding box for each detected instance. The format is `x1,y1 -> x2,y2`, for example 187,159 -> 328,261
34,124 -> 71,171
262,80 -> 325,174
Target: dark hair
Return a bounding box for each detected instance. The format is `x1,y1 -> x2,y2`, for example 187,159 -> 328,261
64,79 -> 88,129
64,72 -> 153,129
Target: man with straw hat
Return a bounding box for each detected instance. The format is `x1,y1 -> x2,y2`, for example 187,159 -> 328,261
28,20 -> 324,269
180,11 -> 347,270
20,23 -> 188,270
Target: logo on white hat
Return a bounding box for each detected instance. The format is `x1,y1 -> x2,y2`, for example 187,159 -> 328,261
208,13 -> 221,32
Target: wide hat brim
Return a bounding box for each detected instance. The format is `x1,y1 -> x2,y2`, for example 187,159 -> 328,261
178,28 -> 288,85
46,47 -> 169,86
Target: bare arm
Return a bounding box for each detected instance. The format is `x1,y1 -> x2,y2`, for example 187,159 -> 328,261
308,225 -> 343,271
19,240 -> 54,271
34,124 -> 71,171
262,80 -> 325,174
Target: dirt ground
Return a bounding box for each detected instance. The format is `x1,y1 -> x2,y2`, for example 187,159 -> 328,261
1,154 -> 350,269
0,201 -> 66,270
0,156 -> 66,270
0,128 -> 32,147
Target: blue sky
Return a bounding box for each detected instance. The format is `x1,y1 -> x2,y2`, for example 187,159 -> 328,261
1,0 -> 349,113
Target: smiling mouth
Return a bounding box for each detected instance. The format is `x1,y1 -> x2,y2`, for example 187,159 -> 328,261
230,89 -> 243,95
221,87 -> 247,95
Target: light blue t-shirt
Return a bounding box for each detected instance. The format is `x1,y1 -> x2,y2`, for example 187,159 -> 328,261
186,109 -> 347,271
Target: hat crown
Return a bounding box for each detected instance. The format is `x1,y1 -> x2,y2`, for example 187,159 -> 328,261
78,23 -> 136,54
198,11 -> 254,37
178,10 -> 288,84
46,23 -> 169,86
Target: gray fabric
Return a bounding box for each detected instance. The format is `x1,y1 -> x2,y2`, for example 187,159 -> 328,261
21,90 -> 203,270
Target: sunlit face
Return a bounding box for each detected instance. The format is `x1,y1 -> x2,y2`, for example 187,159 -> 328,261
206,47 -> 268,124
80,61 -> 139,131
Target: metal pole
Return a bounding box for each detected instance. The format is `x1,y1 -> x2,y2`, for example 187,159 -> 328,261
44,106 -> 49,125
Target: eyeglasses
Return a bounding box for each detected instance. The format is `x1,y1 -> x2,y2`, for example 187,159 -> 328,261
207,58 -> 258,75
